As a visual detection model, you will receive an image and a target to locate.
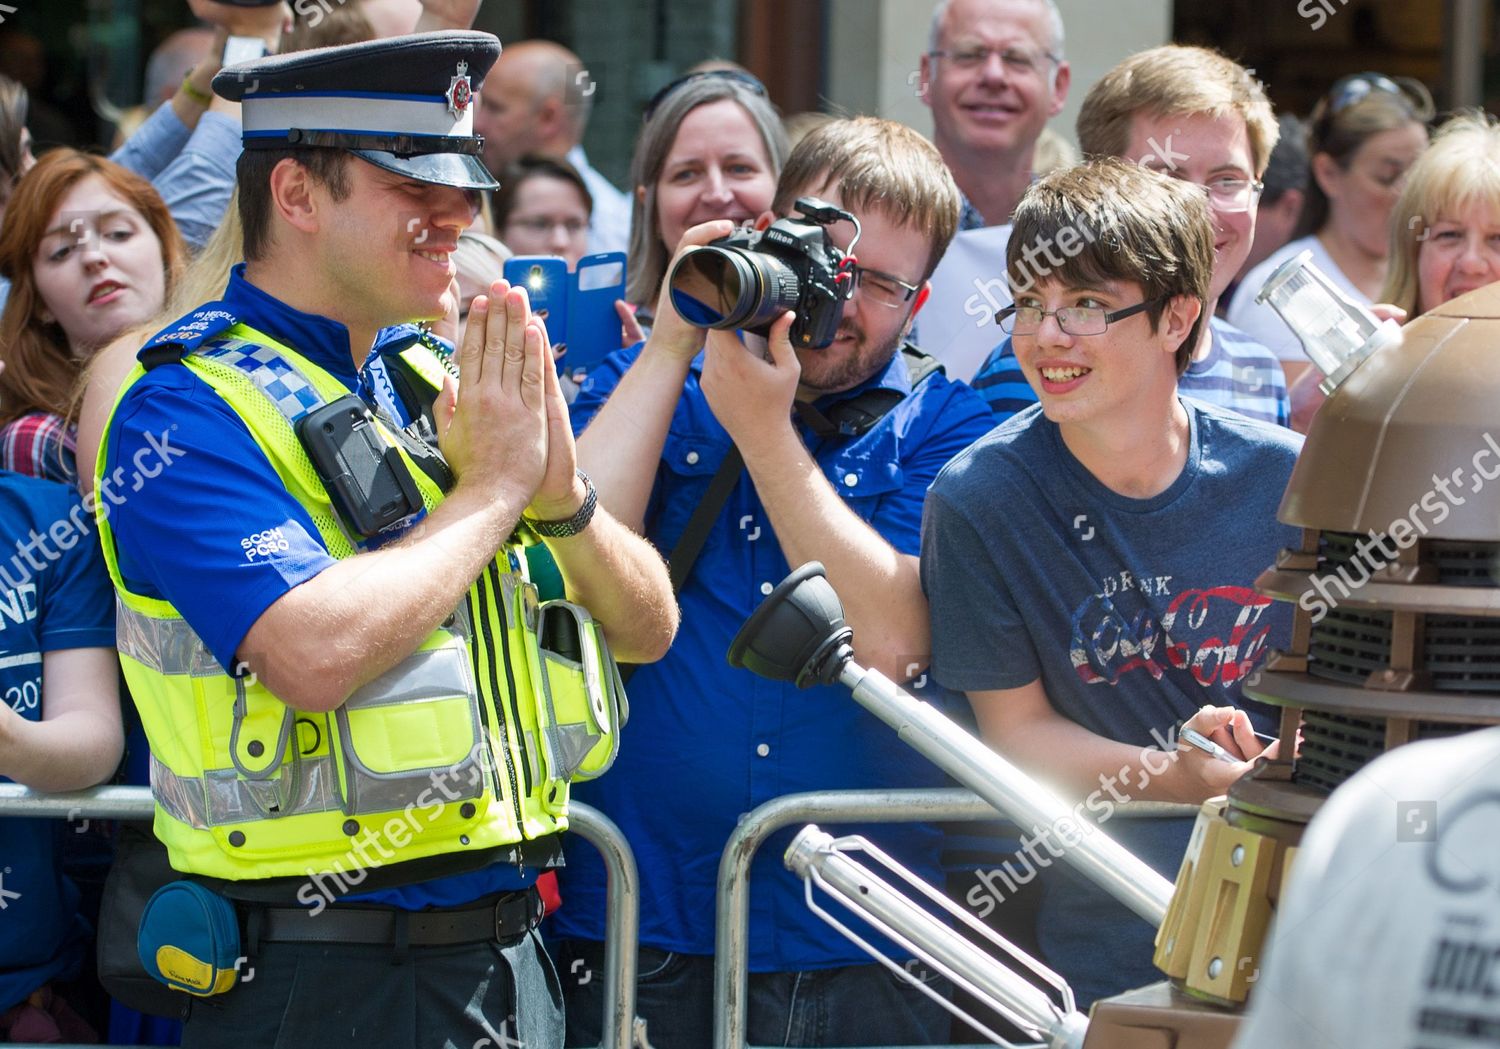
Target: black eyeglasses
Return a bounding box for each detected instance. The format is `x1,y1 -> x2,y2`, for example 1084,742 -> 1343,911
853,265 -> 920,309
643,70 -> 768,122
996,297 -> 1162,336
1322,72 -> 1434,121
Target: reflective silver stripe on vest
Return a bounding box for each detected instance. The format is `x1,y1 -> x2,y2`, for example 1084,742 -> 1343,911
116,600 -> 223,677
117,600 -> 472,677
151,751 -> 341,828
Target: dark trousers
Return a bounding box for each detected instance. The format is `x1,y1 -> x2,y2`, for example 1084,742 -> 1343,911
181,929 -> 562,1049
553,939 -> 951,1049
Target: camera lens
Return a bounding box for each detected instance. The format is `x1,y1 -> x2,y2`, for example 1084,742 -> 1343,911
669,246 -> 801,331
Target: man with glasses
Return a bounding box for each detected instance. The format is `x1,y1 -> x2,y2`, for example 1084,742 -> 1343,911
972,45 -> 1291,428
922,157 -> 1302,1009
920,0 -> 1069,231
555,116 -> 993,1048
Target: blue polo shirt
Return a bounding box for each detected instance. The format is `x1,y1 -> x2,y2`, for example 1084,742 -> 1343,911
0,474 -> 116,1012
553,341 -> 995,971
104,266 -> 531,908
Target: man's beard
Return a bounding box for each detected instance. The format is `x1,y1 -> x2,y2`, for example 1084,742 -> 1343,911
798,319 -> 905,397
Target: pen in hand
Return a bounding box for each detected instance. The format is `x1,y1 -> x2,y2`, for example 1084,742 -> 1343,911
1178,726 -> 1242,764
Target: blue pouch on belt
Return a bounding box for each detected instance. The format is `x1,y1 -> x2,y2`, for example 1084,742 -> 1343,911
137,881 -> 243,997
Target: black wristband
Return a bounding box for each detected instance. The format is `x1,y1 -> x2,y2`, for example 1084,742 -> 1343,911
526,470 -> 597,538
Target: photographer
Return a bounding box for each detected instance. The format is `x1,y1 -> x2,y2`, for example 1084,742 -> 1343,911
556,116 -> 993,1048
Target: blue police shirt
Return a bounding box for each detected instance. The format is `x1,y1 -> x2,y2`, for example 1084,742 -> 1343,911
0,474 -> 115,1012
553,341 -> 995,971
104,266 -> 531,908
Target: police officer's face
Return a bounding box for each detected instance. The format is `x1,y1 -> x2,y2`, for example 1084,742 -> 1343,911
31,174 -> 167,356
325,161 -> 473,329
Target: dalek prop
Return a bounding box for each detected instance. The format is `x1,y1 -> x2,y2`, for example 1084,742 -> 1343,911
1149,264 -> 1500,1031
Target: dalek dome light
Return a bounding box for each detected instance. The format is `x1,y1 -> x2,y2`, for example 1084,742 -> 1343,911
1280,282 -> 1500,541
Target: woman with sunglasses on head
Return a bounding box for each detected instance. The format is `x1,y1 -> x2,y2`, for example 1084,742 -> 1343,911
0,151 -> 184,485
624,69 -> 787,322
1228,72 -> 1432,382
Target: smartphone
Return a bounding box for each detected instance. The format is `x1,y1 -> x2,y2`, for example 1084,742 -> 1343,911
504,256 -> 570,348
565,252 -> 627,374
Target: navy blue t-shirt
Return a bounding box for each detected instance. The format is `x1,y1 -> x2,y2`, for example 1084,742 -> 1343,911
0,473 -> 116,1012
920,399 -> 1302,1006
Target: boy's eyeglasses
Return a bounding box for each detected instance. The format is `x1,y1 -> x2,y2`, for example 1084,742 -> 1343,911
997,297 -> 1163,336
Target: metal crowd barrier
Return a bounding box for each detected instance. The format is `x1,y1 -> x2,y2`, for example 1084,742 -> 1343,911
713,787 -> 1195,1049
0,785 -> 640,1049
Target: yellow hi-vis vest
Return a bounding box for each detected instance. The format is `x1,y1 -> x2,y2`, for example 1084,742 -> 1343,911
95,325 -> 626,882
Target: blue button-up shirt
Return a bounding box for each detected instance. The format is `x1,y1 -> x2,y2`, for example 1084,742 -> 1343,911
110,101 -> 240,252
106,266 -> 531,907
553,342 -> 994,970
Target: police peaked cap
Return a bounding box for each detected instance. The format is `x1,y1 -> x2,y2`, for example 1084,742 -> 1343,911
213,31 -> 501,190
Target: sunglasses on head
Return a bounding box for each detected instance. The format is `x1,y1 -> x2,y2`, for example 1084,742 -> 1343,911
1323,72 -> 1434,121
643,69 -> 767,122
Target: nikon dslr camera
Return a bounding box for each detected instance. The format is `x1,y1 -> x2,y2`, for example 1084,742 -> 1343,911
667,197 -> 859,349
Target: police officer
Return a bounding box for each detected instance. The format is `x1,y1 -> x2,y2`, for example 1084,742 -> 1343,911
96,32 -> 676,1049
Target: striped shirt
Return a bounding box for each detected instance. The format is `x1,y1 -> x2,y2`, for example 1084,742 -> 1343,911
970,316 -> 1291,427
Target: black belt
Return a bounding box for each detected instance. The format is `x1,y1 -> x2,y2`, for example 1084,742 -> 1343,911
253,887 -> 543,947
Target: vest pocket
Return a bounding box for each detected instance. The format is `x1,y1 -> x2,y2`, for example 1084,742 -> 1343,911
330,639 -> 487,816
530,600 -> 628,784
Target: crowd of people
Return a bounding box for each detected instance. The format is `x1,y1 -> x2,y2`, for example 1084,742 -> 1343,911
0,0 -> 1494,1046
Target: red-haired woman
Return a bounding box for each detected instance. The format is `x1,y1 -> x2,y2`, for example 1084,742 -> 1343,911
0,149 -> 184,484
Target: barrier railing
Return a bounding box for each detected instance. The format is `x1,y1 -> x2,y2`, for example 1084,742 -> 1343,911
713,787 -> 1195,1049
0,785 -> 640,1049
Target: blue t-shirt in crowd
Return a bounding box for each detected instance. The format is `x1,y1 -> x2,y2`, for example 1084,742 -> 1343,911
105,266 -> 531,909
971,317 -> 1291,427
920,399 -> 1302,1006
0,474 -> 116,1012
552,341 -> 995,971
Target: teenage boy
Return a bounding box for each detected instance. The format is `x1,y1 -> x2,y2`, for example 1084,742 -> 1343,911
971,46 -> 1290,428
922,158 -> 1302,1007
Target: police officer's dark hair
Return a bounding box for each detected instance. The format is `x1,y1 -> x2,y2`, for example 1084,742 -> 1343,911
237,148 -> 352,261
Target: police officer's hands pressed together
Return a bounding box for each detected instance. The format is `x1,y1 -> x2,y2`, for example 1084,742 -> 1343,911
94,32 -> 674,1049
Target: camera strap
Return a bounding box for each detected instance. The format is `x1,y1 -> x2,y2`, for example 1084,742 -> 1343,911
793,343 -> 944,440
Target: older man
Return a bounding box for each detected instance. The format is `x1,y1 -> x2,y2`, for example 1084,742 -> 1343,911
921,0 -> 1069,231
474,39 -> 631,255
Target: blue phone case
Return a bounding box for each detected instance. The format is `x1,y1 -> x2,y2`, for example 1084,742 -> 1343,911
503,256 -> 570,349
564,252 -> 628,374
